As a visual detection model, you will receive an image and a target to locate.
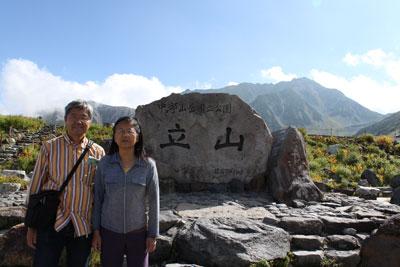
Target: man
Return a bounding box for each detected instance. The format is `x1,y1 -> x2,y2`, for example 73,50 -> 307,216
26,100 -> 105,267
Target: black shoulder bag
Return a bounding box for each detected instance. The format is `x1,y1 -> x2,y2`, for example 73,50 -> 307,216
24,141 -> 93,229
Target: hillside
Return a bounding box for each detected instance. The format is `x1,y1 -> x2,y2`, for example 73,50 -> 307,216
356,111 -> 400,136
39,101 -> 135,125
189,78 -> 383,135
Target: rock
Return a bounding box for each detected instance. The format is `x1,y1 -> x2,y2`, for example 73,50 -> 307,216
292,250 -> 323,267
159,178 -> 176,194
327,144 -> 341,155
0,223 -> 33,266
390,187 -> 400,205
324,250 -> 360,267
326,235 -> 361,250
343,228 -> 357,236
314,181 -> 331,192
278,217 -> 323,235
0,207 -> 26,230
390,175 -> 400,189
1,170 -> 29,180
267,127 -> 322,203
320,216 -> 379,234
291,235 -> 324,250
175,217 -> 290,267
361,169 -> 380,187
354,185 -> 380,200
358,179 -> 369,186
360,214 -> 400,267
159,210 -> 183,233
150,228 -> 177,264
0,183 -> 21,194
135,93 -> 272,191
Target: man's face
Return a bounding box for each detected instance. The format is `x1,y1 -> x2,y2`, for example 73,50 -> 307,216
65,108 -> 91,139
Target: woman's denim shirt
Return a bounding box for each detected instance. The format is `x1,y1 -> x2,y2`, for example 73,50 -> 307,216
92,153 -> 159,237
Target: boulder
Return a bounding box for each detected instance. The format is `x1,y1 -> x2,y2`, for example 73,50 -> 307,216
360,214 -> 400,267
390,187 -> 400,205
361,169 -> 379,187
150,227 -> 178,264
135,93 -> 272,191
354,185 -> 380,200
357,179 -> 369,187
159,210 -> 183,233
327,144 -> 341,155
390,175 -> 400,189
0,183 -> 21,194
175,217 -> 290,267
266,127 -> 322,203
0,223 -> 33,266
0,207 -> 26,230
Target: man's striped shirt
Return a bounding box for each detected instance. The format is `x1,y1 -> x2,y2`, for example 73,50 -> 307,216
28,133 -> 105,237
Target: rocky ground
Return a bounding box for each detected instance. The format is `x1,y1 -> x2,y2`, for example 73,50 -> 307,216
1,189 -> 399,267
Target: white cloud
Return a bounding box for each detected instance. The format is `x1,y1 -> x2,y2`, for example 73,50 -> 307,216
260,66 -> 297,82
227,81 -> 239,86
343,49 -> 400,83
0,59 -> 182,116
310,69 -> 400,114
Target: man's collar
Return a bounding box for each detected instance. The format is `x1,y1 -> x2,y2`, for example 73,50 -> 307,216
63,133 -> 88,148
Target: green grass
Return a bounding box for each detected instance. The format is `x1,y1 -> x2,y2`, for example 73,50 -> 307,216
0,176 -> 29,190
303,131 -> 400,188
0,115 -> 44,134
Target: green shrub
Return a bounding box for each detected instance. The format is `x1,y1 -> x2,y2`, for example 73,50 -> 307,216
345,152 -> 361,165
335,165 -> 353,181
16,144 -> 40,173
365,145 -> 381,154
0,115 -> 44,133
85,124 -> 113,144
357,134 -> 374,144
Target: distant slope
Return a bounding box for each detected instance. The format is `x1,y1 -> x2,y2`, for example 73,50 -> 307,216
189,78 -> 383,135
356,111 -> 400,135
39,101 -> 135,125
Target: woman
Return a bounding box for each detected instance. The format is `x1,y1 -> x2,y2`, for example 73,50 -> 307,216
92,116 -> 159,267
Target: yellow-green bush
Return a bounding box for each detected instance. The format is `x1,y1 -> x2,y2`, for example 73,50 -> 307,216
0,115 -> 44,133
0,176 -> 29,190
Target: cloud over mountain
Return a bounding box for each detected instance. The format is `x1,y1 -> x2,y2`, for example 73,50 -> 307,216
0,59 -> 182,115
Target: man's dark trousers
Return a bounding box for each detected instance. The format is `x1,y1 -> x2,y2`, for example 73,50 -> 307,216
33,222 -> 92,267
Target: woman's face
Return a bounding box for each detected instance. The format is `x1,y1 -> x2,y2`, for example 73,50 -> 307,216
114,120 -> 138,150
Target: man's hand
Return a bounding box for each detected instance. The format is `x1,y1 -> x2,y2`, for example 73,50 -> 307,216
26,227 -> 37,249
92,230 -> 102,251
146,237 -> 157,253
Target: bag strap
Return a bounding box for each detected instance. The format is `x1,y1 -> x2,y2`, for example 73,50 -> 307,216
59,140 -> 94,193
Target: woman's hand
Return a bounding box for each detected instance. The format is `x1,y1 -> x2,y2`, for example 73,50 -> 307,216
92,230 -> 102,251
146,237 -> 157,253
26,227 -> 37,249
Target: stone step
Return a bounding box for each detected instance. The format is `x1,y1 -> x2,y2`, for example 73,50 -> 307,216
324,249 -> 360,267
291,235 -> 324,250
326,235 -> 361,250
292,250 -> 323,267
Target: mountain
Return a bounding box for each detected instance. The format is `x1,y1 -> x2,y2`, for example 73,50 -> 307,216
189,78 -> 383,135
39,101 -> 135,125
356,111 -> 400,136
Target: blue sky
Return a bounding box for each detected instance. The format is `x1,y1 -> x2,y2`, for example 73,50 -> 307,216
1,0 -> 400,115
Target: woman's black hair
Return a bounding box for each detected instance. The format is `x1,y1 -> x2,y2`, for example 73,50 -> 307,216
108,116 -> 146,159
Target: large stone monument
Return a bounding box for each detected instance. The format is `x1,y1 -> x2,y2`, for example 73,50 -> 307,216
135,93 -> 272,192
